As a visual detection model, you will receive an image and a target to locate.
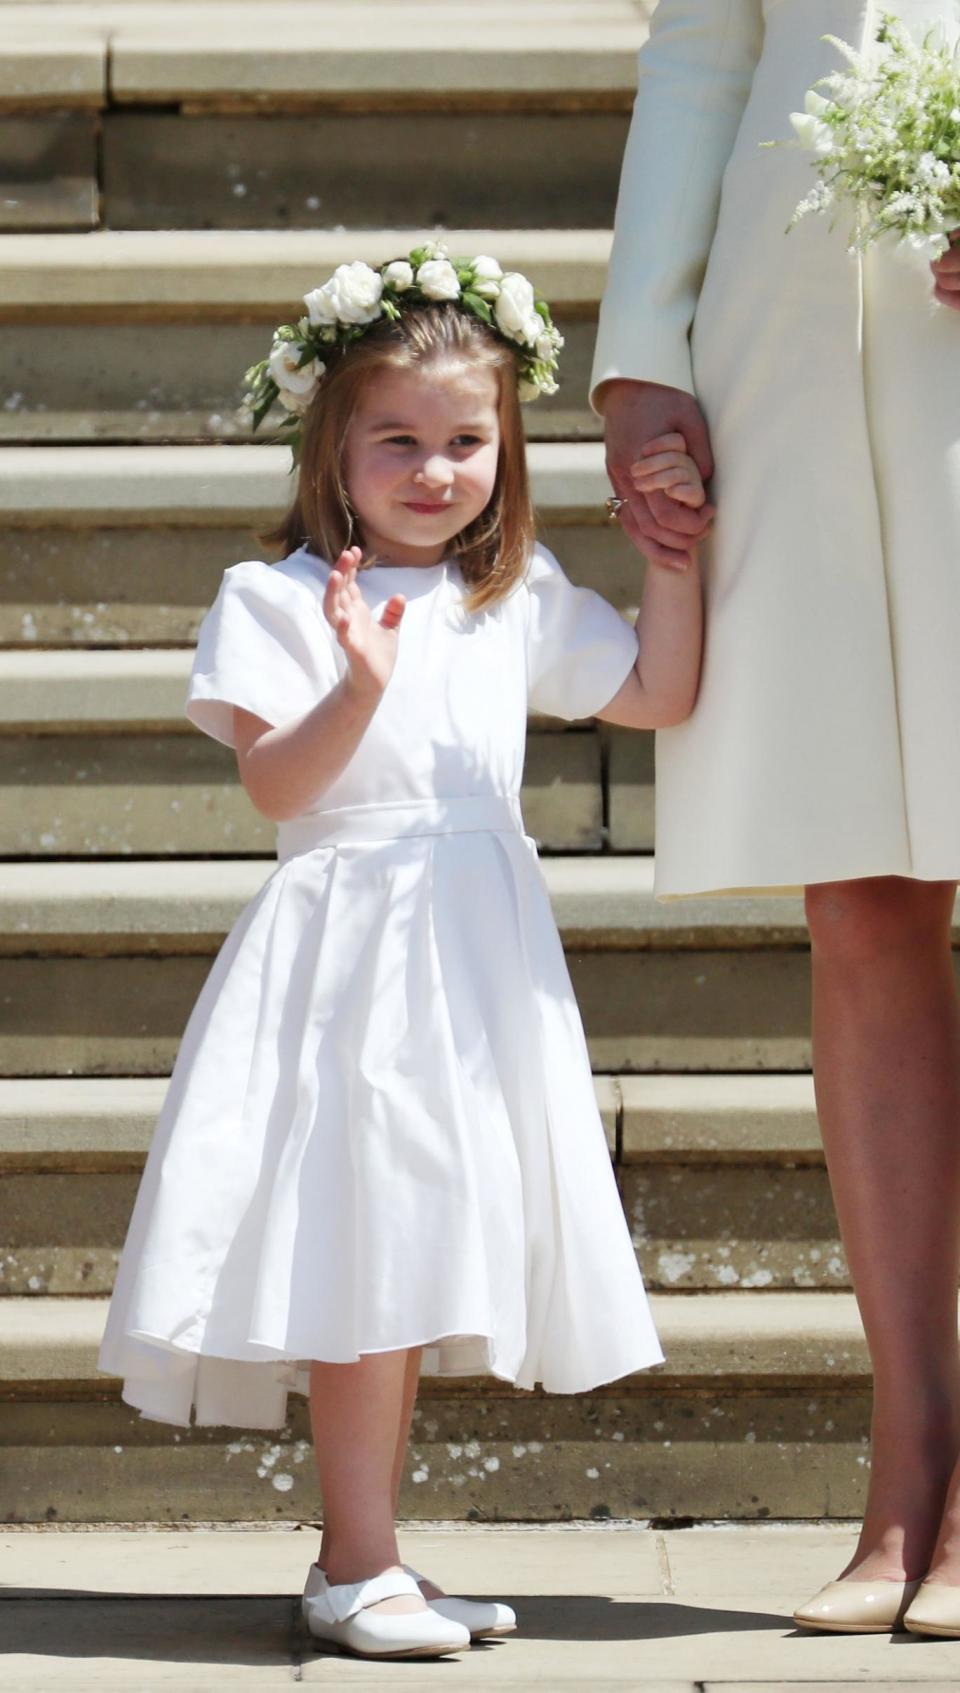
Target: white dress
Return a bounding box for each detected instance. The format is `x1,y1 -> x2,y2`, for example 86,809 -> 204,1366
98,542 -> 664,1429
592,0 -> 960,896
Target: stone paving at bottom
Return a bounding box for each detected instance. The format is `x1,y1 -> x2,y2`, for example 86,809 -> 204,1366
3,1523 -> 960,1689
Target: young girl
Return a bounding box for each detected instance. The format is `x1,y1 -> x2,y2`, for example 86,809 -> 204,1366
98,244 -> 706,1661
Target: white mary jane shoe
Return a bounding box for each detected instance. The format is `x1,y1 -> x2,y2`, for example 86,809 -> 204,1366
404,1563 -> 517,1638
302,1563 -> 470,1659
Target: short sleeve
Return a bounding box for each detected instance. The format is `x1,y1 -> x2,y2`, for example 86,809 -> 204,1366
186,560 -> 340,747
525,544 -> 638,720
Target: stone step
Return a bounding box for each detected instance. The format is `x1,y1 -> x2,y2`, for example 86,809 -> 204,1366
0,647 -> 647,855
0,727 -> 617,858
0,2 -> 645,107
0,42 -> 105,109
1,1075 -> 845,1297
101,110 -> 630,233
2,1074 -> 820,1171
0,229 -> 610,314
0,857 -> 810,951
0,441 -> 610,521
1,1290 -> 874,1523
0,856 -> 820,1076
0,442 -> 642,646
0,229 -> 608,443
0,115 -> 98,233
1,5 -> 647,233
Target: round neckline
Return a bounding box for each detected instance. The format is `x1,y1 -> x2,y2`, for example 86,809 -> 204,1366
363,559 -> 448,573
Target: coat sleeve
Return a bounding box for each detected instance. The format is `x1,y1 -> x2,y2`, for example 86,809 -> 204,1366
591,0 -> 764,406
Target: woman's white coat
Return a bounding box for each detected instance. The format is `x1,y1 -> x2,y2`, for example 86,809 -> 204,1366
594,0 -> 960,894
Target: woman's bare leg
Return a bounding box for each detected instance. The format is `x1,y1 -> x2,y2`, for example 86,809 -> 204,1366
806,876 -> 960,1583
311,1349 -> 426,1614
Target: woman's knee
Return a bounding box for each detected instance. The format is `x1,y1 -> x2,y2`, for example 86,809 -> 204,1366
805,877 -> 956,963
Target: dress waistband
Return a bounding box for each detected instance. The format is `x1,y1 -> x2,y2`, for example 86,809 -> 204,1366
276,794 -> 524,861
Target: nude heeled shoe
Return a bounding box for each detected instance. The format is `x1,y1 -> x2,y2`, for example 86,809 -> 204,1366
793,1576 -> 923,1633
903,1580 -> 960,1637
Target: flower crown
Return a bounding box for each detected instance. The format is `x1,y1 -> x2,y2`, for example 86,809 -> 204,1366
242,242 -> 563,452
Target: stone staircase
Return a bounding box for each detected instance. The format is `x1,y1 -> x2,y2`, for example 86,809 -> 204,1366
1,0 -> 878,1527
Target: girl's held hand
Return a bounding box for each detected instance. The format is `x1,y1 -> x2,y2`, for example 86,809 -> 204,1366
625,432 -> 714,572
323,547 -> 406,699
931,230 -> 960,310
631,433 -> 708,510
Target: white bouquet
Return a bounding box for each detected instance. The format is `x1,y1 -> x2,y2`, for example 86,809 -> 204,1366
780,13 -> 960,261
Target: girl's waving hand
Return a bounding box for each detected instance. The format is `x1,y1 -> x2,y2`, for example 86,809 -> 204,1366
323,546 -> 406,699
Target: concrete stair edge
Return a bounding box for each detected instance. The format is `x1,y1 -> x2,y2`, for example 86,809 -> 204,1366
0,1290 -> 869,1385
0,856 -> 810,947
0,1073 -> 823,1165
0,228 -> 612,313
0,442 -> 612,521
0,653 -> 616,730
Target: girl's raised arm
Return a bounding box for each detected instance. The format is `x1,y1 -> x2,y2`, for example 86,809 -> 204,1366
234,549 -> 405,821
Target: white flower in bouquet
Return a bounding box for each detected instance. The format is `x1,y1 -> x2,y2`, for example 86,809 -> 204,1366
789,90 -> 835,157
416,258 -> 461,300
771,13 -> 960,265
305,261 -> 384,327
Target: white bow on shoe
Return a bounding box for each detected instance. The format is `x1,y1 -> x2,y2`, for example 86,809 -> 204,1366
404,1563 -> 517,1638
302,1563 -> 470,1659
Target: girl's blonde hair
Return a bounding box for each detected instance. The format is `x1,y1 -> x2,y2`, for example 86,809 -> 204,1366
264,304 -> 536,613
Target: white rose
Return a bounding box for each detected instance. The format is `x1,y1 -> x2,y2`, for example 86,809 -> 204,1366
471,255 -> 504,301
304,261 -> 383,327
268,340 -> 323,411
470,255 -> 503,299
494,272 -> 538,343
536,329 -> 558,362
382,259 -> 414,291
416,258 -> 461,300
517,377 -> 542,403
473,255 -> 503,280
278,383 -> 316,415
522,311 -> 544,347
303,286 -> 337,327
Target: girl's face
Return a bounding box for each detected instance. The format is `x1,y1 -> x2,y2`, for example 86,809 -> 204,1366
343,360 -> 501,567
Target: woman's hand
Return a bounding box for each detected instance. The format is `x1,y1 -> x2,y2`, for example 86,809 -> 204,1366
931,231 -> 960,310
602,380 -> 716,570
323,547 -> 406,698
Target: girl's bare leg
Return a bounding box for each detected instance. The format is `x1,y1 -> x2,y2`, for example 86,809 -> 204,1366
311,1349 -> 426,1615
391,1345 -> 423,1514
806,876 -> 960,1583
388,1347 -> 449,1598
